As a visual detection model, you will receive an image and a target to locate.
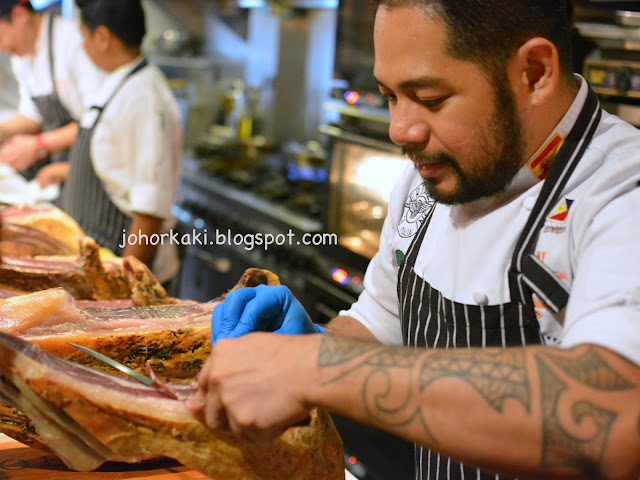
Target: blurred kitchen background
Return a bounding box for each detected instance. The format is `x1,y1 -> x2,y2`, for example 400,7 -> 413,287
3,0 -> 640,478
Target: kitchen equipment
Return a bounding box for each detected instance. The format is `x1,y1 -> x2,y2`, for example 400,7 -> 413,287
323,125 -> 409,261
576,5 -> 640,127
67,342 -> 178,399
154,28 -> 202,56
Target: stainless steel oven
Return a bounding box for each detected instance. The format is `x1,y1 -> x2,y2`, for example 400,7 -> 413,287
576,3 -> 640,127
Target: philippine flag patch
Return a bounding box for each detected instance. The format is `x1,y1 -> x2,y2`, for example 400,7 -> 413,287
548,198 -> 573,222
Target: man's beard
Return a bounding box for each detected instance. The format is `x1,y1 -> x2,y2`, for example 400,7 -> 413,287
406,84 -> 524,205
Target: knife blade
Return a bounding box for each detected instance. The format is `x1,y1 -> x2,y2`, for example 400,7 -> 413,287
67,342 -> 156,386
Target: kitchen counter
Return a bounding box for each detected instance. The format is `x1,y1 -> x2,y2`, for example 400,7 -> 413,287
177,154 -> 324,235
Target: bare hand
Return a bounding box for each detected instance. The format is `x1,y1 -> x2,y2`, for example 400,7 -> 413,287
0,135 -> 38,171
186,332 -> 322,443
35,162 -> 70,188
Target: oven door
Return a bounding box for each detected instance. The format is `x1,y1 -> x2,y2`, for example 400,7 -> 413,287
322,125 -> 410,261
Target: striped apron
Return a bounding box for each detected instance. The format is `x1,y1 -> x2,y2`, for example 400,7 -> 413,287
398,87 -> 602,480
22,14 -> 75,180
61,58 -> 148,255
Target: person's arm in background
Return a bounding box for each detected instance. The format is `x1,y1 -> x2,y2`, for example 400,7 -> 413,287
35,161 -> 69,188
0,121 -> 78,172
121,212 -> 163,264
0,112 -> 41,142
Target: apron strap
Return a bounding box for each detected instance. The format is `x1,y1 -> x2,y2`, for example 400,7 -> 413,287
45,14 -> 63,102
508,86 -> 602,313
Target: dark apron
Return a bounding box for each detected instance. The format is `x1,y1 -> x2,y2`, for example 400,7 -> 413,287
22,14 -> 75,181
61,58 -> 148,255
397,87 -> 602,480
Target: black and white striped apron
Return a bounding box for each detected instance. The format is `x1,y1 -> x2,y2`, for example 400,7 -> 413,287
22,14 -> 75,180
61,58 -> 148,255
397,87 -> 602,480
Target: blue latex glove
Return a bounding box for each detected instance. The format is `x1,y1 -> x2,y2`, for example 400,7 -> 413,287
211,284 -> 325,345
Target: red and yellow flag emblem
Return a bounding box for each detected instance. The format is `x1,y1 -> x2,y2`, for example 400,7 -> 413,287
529,133 -> 564,181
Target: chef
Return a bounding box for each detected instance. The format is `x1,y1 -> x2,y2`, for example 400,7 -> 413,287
188,1 -> 640,479
57,0 -> 182,286
0,0 -> 104,180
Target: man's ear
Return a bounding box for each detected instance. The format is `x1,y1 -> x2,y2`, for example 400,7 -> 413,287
511,37 -> 560,108
93,25 -> 112,54
9,4 -> 31,25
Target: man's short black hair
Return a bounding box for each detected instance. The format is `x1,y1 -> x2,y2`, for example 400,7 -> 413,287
75,0 -> 146,49
372,0 -> 576,82
0,0 -> 34,20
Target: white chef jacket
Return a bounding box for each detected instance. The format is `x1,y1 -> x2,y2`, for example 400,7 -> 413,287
79,56 -> 183,283
342,76 -> 640,367
0,55 -> 18,121
10,12 -> 104,123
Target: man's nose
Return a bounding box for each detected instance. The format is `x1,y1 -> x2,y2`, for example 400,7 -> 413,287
388,102 -> 430,147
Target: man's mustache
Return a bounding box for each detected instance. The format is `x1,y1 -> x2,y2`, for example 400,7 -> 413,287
403,148 -> 457,168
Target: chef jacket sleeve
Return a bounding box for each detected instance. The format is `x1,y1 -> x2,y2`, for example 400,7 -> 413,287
562,165 -> 640,366
123,83 -> 181,219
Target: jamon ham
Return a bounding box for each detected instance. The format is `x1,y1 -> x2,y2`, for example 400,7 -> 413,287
0,204 -> 85,256
0,331 -> 344,479
0,204 -> 173,305
0,268 -> 280,449
0,236 -> 171,304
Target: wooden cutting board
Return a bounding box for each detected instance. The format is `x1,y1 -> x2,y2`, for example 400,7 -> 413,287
0,435 -> 209,479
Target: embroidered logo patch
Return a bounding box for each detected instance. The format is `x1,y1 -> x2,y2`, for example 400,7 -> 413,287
397,183 -> 434,239
529,133 -> 564,181
548,198 -> 573,223
395,250 -> 406,266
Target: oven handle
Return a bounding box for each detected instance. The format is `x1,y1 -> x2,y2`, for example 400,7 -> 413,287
319,124 -> 402,154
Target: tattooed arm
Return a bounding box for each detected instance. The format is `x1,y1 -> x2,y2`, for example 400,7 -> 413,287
190,332 -> 640,479
309,336 -> 640,480
323,315 -> 381,342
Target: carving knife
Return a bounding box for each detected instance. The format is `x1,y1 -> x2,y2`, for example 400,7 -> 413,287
67,342 -> 177,398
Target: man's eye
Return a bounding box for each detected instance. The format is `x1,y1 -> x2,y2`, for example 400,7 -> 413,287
419,97 -> 445,109
383,93 -> 396,104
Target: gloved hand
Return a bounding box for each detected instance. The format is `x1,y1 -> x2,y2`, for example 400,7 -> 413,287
211,284 -> 325,345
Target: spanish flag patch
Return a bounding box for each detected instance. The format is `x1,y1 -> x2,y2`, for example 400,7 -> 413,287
529,133 -> 564,181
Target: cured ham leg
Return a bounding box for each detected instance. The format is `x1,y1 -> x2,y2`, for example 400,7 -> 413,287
0,268 -> 280,449
0,331 -> 345,480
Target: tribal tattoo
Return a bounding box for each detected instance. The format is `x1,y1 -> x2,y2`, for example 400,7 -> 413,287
319,336 -> 430,435
537,349 -> 634,472
318,336 -> 637,473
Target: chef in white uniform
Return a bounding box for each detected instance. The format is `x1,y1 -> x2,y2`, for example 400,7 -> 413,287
187,2 -> 640,480
0,0 -> 104,180
60,0 -> 182,286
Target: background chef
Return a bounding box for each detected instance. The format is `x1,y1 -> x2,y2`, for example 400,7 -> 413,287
51,0 -> 182,288
0,0 -> 105,181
